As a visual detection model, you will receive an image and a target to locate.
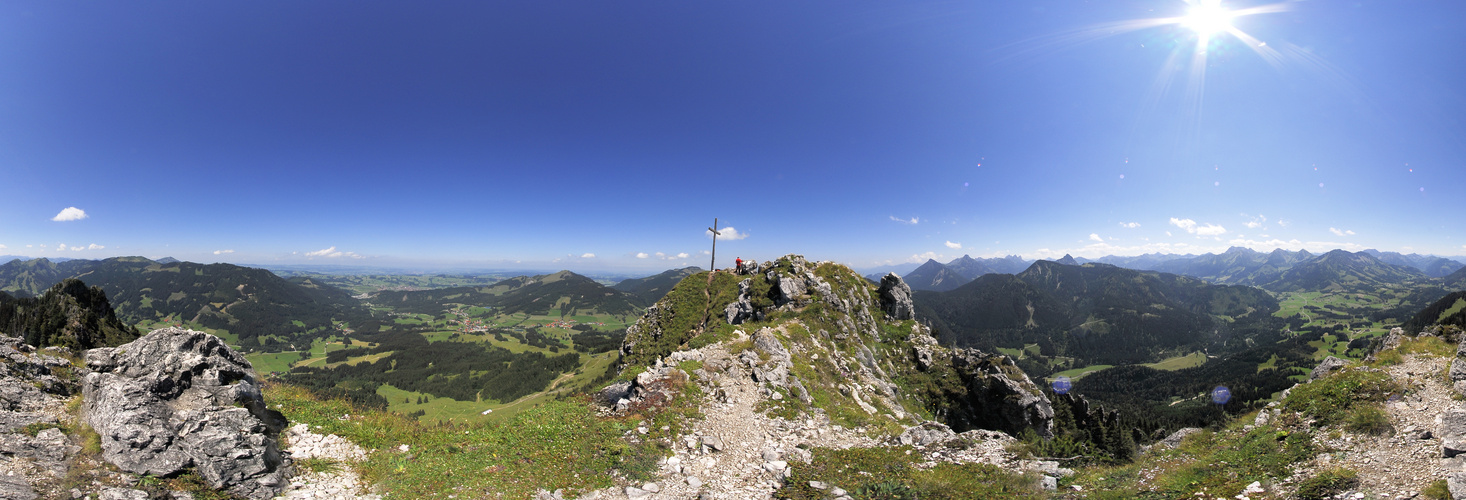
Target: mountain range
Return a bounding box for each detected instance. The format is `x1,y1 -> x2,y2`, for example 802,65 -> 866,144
611,266 -> 703,304
899,247 -> 1461,293
0,257 -> 368,348
914,260 -> 1281,368
367,269 -> 643,318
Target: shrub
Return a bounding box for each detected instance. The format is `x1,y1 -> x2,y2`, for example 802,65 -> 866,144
1343,404 -> 1391,435
1423,479 -> 1452,499
1295,468 -> 1358,500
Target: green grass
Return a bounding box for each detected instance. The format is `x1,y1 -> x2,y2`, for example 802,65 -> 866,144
1047,364 -> 1114,381
1065,425 -> 1316,498
245,351 -> 303,374
1296,468 -> 1359,500
778,446 -> 1043,500
1283,368 -> 1400,426
1143,351 -> 1207,371
265,382 -> 645,499
1440,298 -> 1466,324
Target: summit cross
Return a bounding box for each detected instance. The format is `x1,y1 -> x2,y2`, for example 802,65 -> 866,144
708,218 -> 720,273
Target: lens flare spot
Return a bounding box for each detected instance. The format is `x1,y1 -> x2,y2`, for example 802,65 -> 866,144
1052,376 -> 1073,395
1120,174 -> 1125,179
1319,183 -> 1325,188
1211,386 -> 1232,405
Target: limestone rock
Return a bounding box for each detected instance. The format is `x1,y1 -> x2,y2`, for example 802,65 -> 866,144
82,328 -> 287,499
948,349 -> 1054,438
1309,356 -> 1348,381
772,273 -> 807,306
899,421 -> 957,447
1448,472 -> 1466,500
877,273 -> 915,321
1439,410 -> 1466,458
1157,428 -> 1203,449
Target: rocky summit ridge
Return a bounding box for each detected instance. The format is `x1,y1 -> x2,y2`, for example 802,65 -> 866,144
598,255 -> 1064,498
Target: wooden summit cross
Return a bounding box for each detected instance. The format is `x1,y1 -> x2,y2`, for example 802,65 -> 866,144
707,218 -> 720,274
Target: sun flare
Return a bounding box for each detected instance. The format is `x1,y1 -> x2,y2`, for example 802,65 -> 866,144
1182,1 -> 1236,36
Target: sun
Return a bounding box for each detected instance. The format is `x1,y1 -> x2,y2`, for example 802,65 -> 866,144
1181,0 -> 1236,36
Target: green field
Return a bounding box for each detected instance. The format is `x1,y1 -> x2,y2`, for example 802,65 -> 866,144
1047,364 -> 1114,381
376,349 -> 620,424
1142,351 -> 1207,371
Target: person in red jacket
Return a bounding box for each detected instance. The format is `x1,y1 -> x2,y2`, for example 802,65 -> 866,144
735,257 -> 744,274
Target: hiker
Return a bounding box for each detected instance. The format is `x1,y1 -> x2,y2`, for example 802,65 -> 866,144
735,257 -> 744,274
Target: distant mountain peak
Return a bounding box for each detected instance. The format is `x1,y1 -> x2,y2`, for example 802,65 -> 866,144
1055,254 -> 1079,266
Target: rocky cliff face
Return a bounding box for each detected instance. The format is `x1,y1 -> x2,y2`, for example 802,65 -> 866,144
614,254 -> 1055,444
82,327 -> 288,499
596,256 -> 1065,497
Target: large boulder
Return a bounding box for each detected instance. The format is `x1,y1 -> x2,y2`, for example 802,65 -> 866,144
877,273 -> 914,321
948,349 -> 1054,438
1308,356 -> 1348,381
82,328 -> 287,499
1440,410 -> 1466,459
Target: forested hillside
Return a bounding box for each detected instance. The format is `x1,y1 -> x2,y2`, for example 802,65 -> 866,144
368,270 -> 639,317
0,257 -> 371,349
612,266 -> 701,305
0,278 -> 139,350
915,260 -> 1280,368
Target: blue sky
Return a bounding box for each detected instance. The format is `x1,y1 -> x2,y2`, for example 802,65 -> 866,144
1,1 -> 1463,272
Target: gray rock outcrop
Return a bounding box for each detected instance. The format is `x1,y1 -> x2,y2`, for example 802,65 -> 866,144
949,349 -> 1054,438
898,421 -> 956,447
1439,410 -> 1466,459
877,273 -> 914,321
1309,356 -> 1348,381
82,328 -> 287,499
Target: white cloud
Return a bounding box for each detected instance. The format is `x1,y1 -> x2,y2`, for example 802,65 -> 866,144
1196,224 -> 1226,236
701,250 -> 711,255
906,251 -> 943,263
676,252 -> 689,258
708,226 -> 749,240
1119,222 -> 1140,229
1242,214 -> 1267,229
1165,231 -> 1173,237
655,252 -> 666,258
1328,228 -> 1355,236
0,244 -> 6,250
1089,233 -> 1103,242
945,241 -> 962,249
890,216 -> 919,225
87,243 -> 104,250
636,252 -> 649,259
581,253 -> 595,258
305,246 -> 338,257
304,246 -> 362,259
213,249 -> 235,255
51,207 -> 88,222
1170,217 -> 1226,236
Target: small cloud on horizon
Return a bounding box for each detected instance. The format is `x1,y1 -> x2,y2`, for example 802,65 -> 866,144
890,216 -> 920,225
304,246 -> 363,259
944,241 -> 962,249
1089,233 -> 1103,242
581,253 -> 595,258
1119,222 -> 1140,229
214,249 -> 235,255
1328,227 -> 1356,236
636,252 -> 649,259
52,207 -> 88,222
